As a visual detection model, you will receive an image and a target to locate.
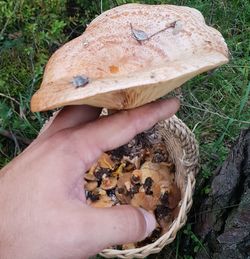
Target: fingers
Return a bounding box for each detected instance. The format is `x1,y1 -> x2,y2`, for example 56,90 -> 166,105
68,98 -> 180,168
38,105 -> 101,141
32,98 -> 179,185
82,205 -> 156,251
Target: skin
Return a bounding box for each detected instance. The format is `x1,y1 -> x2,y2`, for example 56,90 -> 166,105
0,98 -> 180,259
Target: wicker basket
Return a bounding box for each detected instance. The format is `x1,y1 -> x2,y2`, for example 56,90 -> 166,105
100,115 -> 199,259
40,112 -> 199,258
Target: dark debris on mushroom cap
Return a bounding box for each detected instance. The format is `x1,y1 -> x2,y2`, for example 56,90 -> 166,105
160,192 -> 169,205
130,184 -> 140,196
155,204 -> 170,220
131,174 -> 141,185
94,167 -> 112,180
87,191 -> 100,202
143,177 -> 154,195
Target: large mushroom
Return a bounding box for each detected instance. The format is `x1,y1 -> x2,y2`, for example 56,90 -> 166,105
30,4 -> 228,112
30,3 -> 229,252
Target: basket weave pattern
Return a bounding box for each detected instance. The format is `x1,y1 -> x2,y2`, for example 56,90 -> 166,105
40,112 -> 199,258
100,115 -> 199,258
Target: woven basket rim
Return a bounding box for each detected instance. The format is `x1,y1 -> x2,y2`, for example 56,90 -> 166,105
100,115 -> 199,258
39,112 -> 199,259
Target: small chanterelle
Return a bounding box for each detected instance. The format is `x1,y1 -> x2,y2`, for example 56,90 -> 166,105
30,2 -> 228,255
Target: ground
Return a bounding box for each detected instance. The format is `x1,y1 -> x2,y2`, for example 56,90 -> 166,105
0,0 -> 249,258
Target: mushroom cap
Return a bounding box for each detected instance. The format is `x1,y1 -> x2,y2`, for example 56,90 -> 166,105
31,3 -> 229,112
84,163 -> 98,181
131,192 -> 159,211
84,180 -> 98,191
89,195 -> 114,208
100,176 -> 118,190
98,153 -> 115,169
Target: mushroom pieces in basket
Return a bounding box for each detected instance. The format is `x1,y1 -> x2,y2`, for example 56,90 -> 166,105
84,132 -> 181,248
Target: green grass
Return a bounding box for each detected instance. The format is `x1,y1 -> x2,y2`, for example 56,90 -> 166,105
0,0 -> 249,258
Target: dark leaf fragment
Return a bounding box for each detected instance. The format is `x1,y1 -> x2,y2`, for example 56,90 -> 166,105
87,191 -> 100,202
130,23 -> 149,42
155,204 -> 170,219
72,75 -> 89,88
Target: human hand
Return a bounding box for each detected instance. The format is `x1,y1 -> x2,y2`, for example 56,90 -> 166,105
0,98 -> 179,259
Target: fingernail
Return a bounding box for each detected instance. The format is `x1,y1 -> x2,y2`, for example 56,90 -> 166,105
139,208 -> 156,239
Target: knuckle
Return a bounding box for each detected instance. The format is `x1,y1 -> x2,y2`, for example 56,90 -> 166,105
120,110 -> 141,135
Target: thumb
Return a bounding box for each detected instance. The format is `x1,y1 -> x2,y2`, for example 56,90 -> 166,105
86,205 -> 156,250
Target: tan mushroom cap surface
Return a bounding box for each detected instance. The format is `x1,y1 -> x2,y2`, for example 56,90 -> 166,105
31,3 -> 229,112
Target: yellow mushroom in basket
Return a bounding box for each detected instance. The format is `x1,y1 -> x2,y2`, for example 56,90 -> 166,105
84,163 -> 98,181
90,195 -> 114,208
115,173 -> 132,204
100,176 -> 118,190
84,181 -> 98,192
87,188 -> 114,208
98,153 -> 115,170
